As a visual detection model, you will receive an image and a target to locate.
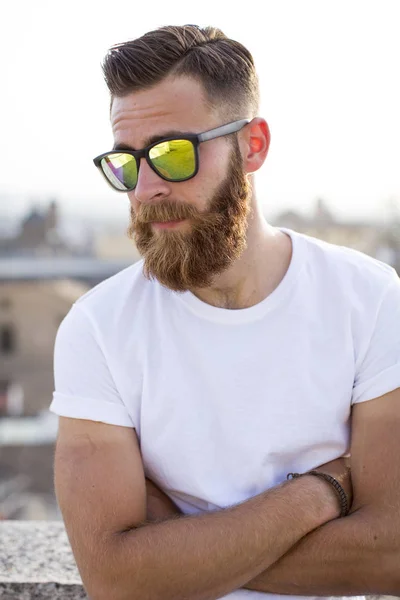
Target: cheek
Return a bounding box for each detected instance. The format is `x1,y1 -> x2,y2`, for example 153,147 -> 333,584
187,142 -> 230,197
198,141 -> 230,182
169,183 -> 206,212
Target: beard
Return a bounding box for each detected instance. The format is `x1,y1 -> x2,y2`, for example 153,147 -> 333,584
127,142 -> 252,292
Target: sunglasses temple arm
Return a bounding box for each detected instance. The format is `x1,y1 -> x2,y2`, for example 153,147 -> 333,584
198,119 -> 250,143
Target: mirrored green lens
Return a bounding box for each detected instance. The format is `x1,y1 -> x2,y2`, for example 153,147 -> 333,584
149,139 -> 196,180
101,154 -> 138,190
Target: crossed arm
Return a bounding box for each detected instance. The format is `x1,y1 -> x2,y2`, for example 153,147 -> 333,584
146,389 -> 400,596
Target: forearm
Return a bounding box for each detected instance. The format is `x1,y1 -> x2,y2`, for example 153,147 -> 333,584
100,476 -> 338,600
245,506 -> 400,596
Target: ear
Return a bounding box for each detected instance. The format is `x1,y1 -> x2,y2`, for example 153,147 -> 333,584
240,117 -> 271,175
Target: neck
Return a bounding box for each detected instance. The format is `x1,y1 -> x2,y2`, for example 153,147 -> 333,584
190,200 -> 293,310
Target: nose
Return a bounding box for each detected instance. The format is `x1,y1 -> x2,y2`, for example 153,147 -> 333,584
134,157 -> 171,204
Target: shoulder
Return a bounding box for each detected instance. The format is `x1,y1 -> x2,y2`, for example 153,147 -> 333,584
73,258 -> 161,322
74,259 -> 147,309
60,258 -> 165,340
287,228 -> 399,300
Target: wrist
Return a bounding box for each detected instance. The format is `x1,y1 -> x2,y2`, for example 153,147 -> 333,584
287,468 -> 350,519
302,474 -> 342,521
287,474 -> 341,525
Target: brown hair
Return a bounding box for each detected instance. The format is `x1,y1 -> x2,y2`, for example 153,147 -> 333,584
102,25 -> 259,119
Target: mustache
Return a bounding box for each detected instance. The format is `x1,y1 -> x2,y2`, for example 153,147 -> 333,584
134,201 -> 202,224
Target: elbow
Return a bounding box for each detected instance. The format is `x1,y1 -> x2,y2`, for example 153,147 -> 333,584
90,580 -> 154,600
85,532 -> 150,600
367,535 -> 400,595
352,506 -> 400,596
88,574 -> 142,600
88,585 -> 134,600
76,535 -> 137,600
379,524 -> 400,595
82,572 -> 129,600
383,551 -> 400,596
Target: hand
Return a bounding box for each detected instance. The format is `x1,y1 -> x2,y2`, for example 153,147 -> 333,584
313,456 -> 353,513
145,478 -> 182,522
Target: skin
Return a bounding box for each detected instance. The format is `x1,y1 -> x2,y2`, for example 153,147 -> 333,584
111,74 -> 293,309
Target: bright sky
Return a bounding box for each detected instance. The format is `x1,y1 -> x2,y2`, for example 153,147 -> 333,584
1,0 -> 400,224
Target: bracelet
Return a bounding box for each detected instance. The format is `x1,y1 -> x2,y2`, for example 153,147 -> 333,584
287,470 -> 350,517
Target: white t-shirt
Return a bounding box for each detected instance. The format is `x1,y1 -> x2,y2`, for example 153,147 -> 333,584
50,228 -> 400,600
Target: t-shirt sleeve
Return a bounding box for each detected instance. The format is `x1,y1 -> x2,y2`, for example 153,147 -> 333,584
49,303 -> 135,427
352,270 -> 400,404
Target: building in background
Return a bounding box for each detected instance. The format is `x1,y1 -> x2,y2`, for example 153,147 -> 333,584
0,279 -> 88,520
0,245 -> 137,520
0,200 -> 73,257
94,230 -> 141,261
272,198 -> 400,273
0,279 -> 89,418
1,198 -> 142,262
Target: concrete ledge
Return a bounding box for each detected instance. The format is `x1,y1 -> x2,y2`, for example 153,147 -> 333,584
0,521 -> 87,598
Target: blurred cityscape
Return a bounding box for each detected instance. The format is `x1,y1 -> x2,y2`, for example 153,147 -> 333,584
1,196 -> 400,521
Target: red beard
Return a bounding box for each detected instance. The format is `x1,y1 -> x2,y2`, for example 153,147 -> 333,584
127,142 -> 251,292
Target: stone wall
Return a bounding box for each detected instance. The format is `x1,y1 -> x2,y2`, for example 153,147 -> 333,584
0,521 -> 86,599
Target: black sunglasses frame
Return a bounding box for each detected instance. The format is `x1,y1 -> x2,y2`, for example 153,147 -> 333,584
93,118 -> 250,192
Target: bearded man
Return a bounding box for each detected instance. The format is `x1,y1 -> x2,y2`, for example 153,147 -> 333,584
50,25 -> 400,600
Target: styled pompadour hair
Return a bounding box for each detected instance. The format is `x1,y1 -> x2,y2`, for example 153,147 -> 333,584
102,25 -> 260,119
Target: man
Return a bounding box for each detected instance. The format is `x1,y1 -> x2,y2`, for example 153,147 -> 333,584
50,25 -> 400,600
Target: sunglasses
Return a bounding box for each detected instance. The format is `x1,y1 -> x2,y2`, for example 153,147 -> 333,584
93,119 -> 249,192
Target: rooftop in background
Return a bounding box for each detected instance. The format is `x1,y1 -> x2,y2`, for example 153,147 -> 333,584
0,256 -> 135,284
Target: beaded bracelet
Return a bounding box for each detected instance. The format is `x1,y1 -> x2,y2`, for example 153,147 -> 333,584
287,470 -> 350,517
